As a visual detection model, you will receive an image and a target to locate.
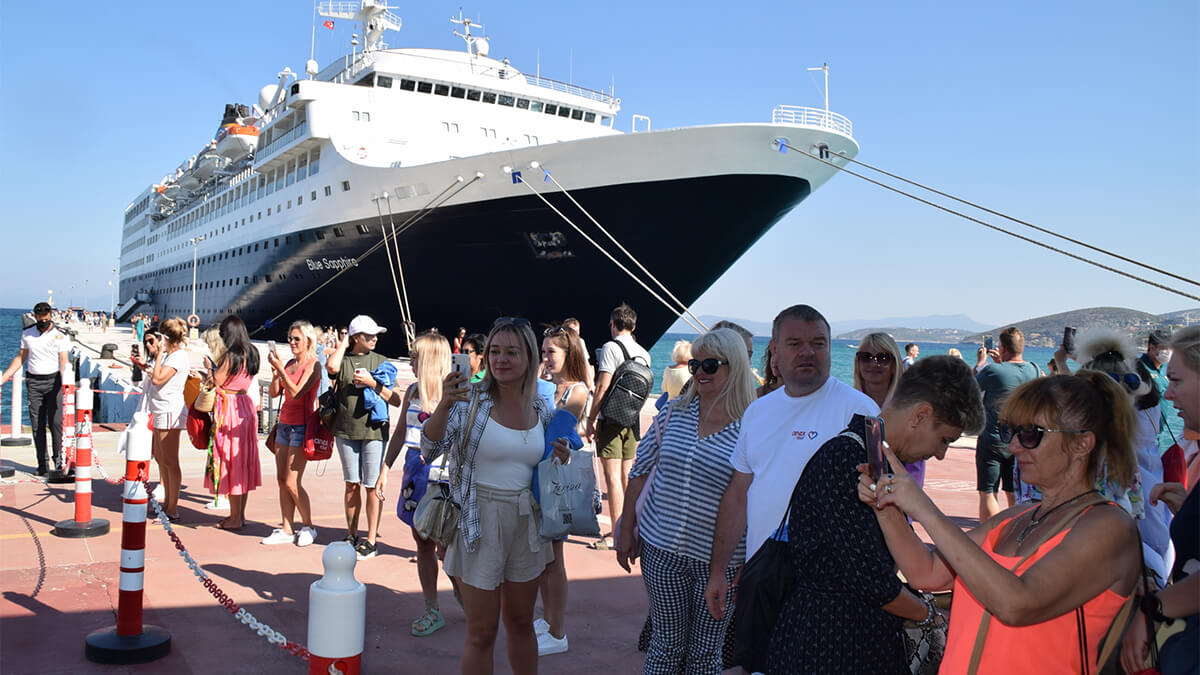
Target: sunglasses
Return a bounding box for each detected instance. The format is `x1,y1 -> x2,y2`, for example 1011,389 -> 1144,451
543,325 -> 568,337
287,336 -> 303,343
688,358 -> 729,375
493,316 -> 531,329
998,423 -> 1088,449
856,351 -> 893,365
1106,372 -> 1142,390
462,348 -> 477,355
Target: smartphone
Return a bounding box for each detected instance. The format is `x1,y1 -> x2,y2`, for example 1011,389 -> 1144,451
131,343 -> 140,358
864,415 -> 885,482
267,339 -> 276,353
451,353 -> 471,382
1062,327 -> 1077,356
353,367 -> 368,386
984,336 -> 994,351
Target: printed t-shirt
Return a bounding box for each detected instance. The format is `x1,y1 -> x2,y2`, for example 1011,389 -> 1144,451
976,361 -> 1040,450
731,377 -> 879,557
149,349 -> 190,414
20,325 -> 70,376
334,351 -> 388,441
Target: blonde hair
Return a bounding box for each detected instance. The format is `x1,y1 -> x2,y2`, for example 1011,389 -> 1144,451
201,326 -> 225,362
288,320 -> 318,361
852,332 -> 903,405
160,317 -> 188,347
675,328 -> 756,422
413,332 -> 451,413
480,320 -> 540,406
670,340 -> 693,364
1170,325 -> 1200,374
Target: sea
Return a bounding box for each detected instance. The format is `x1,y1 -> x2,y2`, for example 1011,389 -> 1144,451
1,308 -> 31,426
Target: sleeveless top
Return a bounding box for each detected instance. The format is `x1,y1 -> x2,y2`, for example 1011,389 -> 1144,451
939,505 -> 1130,674
405,391 -> 446,480
278,358 -> 316,425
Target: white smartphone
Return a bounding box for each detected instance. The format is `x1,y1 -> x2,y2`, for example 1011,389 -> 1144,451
354,367 -> 368,387
450,353 -> 471,382
266,339 -> 276,353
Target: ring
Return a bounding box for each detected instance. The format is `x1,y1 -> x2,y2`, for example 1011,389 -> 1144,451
869,483 -> 877,492
886,484 -> 894,494
886,473 -> 894,481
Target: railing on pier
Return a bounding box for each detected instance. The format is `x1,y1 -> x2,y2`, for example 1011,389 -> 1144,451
523,74 -> 616,106
257,121 -> 309,162
771,105 -> 853,137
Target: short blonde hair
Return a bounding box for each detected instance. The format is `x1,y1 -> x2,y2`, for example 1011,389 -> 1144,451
675,328 -> 755,422
670,340 -> 693,365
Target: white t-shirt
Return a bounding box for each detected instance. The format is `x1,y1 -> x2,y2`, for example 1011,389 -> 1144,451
596,334 -> 651,375
149,349 -> 190,415
731,376 -> 879,557
19,325 -> 70,376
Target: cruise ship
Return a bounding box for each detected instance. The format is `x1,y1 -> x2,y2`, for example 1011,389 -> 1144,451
117,1 -> 859,351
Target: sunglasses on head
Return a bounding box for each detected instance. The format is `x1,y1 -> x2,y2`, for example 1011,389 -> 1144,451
493,316 -> 531,329
998,423 -> 1088,449
1106,371 -> 1142,390
543,325 -> 568,337
688,358 -> 729,375
856,351 -> 893,365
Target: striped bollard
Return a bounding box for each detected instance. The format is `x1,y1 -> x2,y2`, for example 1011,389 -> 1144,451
54,379 -> 109,537
47,371 -> 76,483
1,370 -> 31,478
308,542 -> 366,674
85,411 -> 171,664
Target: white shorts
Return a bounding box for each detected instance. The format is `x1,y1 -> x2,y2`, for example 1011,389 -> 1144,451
152,411 -> 186,430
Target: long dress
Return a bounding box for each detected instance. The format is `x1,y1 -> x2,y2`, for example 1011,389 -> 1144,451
205,368 -> 262,495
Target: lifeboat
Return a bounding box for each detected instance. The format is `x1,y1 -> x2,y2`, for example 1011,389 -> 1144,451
153,183 -> 182,205
192,150 -> 230,182
214,103 -> 260,160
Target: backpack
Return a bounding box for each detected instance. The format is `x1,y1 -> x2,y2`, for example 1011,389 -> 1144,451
598,340 -> 654,429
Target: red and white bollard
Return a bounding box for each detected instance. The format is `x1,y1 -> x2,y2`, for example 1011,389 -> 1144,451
54,379 -> 109,538
85,411 -> 171,664
48,368 -> 76,483
308,542 -> 366,674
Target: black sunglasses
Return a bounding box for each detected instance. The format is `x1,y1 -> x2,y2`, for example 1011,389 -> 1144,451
688,358 -> 729,375
493,317 -> 531,329
856,351 -> 893,365
543,325 -> 568,337
1106,372 -> 1142,390
998,423 -> 1088,449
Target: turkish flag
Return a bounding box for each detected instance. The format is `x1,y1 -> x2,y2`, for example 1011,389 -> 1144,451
323,20 -> 334,29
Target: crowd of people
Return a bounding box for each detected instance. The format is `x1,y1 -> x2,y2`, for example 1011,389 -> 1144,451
3,297 -> 1197,675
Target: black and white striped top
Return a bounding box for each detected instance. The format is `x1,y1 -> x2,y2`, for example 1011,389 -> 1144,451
629,397 -> 746,565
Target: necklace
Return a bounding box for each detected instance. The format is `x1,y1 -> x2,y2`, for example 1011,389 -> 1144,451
1015,489 -> 1098,544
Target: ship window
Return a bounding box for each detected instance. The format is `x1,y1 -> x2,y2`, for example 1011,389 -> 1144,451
416,81 -> 432,93
267,208 -> 272,216
286,235 -> 291,244
287,200 -> 292,209
434,84 -> 449,96
333,227 -> 344,237
297,195 -> 302,205
309,148 -> 320,175
354,74 -> 373,87
254,243 -> 259,251
377,75 -> 393,88
497,95 -> 514,107
584,112 -> 596,123
362,112 -> 370,122
315,230 -> 325,240
530,101 -> 544,113
298,232 -> 306,241
559,107 -> 571,118
258,211 -> 262,219
324,186 -> 332,196
400,79 -> 416,91
277,203 -> 282,212
352,111 -> 360,121
572,109 -> 584,120
311,190 -> 317,200
265,274 -> 271,282
274,238 -> 279,247
451,86 -> 465,98
482,92 -> 496,104
356,224 -> 370,234
544,104 -> 557,115
342,180 -> 351,192
516,98 -> 529,110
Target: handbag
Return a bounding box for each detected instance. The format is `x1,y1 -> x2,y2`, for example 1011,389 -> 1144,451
183,373 -> 204,408
318,382 -> 338,429
186,404 -> 212,450
305,422 -> 334,461
537,450 -> 601,539
903,594 -> 949,675
414,394 -> 481,546
265,423 -> 278,455
193,383 -> 216,413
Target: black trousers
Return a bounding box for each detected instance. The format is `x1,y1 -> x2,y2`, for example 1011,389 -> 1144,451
26,374 -> 63,471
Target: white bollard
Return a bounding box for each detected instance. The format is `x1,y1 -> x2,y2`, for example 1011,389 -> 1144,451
307,542 -> 366,674
3,369 -> 32,444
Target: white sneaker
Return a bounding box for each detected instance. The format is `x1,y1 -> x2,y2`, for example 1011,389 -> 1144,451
261,528 -> 295,545
204,496 -> 229,510
296,527 -> 316,547
151,484 -> 165,502
537,631 -> 568,656
533,618 -> 550,635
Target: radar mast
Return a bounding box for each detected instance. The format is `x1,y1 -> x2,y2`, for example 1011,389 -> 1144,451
318,0 -> 401,52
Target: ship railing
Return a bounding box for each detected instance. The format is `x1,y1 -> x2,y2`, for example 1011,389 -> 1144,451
257,121 -> 309,161
523,74 -> 616,106
771,105 -> 853,137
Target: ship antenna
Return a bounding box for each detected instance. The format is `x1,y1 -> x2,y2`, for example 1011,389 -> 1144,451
806,63 -> 830,118
451,9 -> 489,59
318,1 -> 401,52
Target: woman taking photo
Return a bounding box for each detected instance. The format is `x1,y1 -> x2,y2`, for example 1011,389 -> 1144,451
146,318 -> 189,521
206,315 -> 262,530
263,321 -> 321,546
853,332 -> 926,487
422,317 -> 567,675
862,370 -> 1142,673
765,356 -> 985,673
534,324 -> 591,655
382,331 -> 453,636
615,328 -> 755,674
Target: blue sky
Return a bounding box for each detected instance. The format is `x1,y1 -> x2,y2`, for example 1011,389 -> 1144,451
1,1 -> 1195,327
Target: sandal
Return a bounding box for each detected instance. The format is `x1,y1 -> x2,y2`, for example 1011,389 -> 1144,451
588,535 -> 614,551
411,607 -> 445,637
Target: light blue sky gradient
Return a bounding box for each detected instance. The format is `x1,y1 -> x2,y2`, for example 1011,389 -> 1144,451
1,1 -> 1195,326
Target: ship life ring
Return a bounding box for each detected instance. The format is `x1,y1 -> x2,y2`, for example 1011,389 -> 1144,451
187,314 -> 200,327
357,147 -> 368,159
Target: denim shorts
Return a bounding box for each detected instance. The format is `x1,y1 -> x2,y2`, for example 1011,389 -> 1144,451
274,423 -> 307,447
335,437 -> 383,487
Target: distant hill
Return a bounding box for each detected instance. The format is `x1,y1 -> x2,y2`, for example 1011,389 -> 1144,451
836,327 -> 980,344
666,315 -> 772,336
831,314 -> 993,334
964,306 -> 1199,348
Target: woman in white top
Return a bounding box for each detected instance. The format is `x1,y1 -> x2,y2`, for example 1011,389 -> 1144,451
423,318 -> 569,675
534,324 -> 591,655
147,318 -> 190,520
662,340 -> 693,400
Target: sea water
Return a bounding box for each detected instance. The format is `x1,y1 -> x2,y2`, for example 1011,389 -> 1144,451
0,308 -> 31,426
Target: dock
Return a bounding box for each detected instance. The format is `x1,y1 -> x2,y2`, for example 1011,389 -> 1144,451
0,325 -> 984,674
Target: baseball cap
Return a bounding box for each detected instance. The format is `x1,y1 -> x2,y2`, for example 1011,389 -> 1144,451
348,315 -> 387,337
33,302 -> 52,315
1148,329 -> 1170,346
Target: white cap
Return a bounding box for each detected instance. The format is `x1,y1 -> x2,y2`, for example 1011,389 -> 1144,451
348,315 -> 387,337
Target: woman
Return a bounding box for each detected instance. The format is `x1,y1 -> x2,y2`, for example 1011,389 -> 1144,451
853,332 -> 927,487
146,318 -> 189,520
862,370 -> 1142,674
205,315 -> 262,530
615,328 -> 755,674
263,321 -> 321,547
1122,325 -> 1200,675
765,356 -> 985,673
756,346 -> 782,398
534,324 -> 591,655
325,314 -> 397,560
661,340 -> 692,400
382,331 -> 453,636
422,317 -> 568,675
453,327 -> 467,354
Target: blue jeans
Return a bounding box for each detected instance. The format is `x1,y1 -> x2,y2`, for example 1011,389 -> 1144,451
335,437 -> 383,487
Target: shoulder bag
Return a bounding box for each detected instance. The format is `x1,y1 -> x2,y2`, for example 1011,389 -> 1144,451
414,394 -> 481,546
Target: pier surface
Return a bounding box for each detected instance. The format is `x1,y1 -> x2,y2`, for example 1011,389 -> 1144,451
0,326 -> 983,674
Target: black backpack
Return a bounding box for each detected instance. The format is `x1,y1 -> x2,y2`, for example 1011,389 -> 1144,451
599,340 -> 654,429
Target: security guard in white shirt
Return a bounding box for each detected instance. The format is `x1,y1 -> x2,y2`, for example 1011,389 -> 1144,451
1,302 -> 70,475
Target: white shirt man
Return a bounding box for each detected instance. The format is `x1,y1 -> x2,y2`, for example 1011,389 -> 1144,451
1,304 -> 71,475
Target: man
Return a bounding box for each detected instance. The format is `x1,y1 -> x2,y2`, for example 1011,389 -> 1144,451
1140,329 -> 1184,455
902,343 -> 919,371
585,303 -> 651,550
705,304 -> 878,617
0,302 -> 71,476
974,326 -> 1040,522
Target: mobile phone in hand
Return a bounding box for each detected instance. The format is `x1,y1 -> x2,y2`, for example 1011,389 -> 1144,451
267,340 -> 276,354
451,353 -> 471,383
1062,327 -> 1076,356
131,343 -> 140,358
864,415 -> 885,482
984,336 -> 994,351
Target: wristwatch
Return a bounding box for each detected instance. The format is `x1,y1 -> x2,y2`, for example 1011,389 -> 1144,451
1140,592 -> 1173,625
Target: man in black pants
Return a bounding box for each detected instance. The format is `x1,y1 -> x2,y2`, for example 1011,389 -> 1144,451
1,302 -> 71,476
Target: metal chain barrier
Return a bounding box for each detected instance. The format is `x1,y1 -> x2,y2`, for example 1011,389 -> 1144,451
90,450 -> 125,486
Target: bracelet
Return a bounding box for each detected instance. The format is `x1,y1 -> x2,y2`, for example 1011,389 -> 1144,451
914,593 -> 944,628
1140,592 -> 1174,625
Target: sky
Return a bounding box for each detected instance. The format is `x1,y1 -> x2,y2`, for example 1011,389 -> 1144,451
1,1 -> 1196,328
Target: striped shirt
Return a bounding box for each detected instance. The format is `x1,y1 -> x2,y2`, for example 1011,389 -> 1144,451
630,398 -> 746,565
